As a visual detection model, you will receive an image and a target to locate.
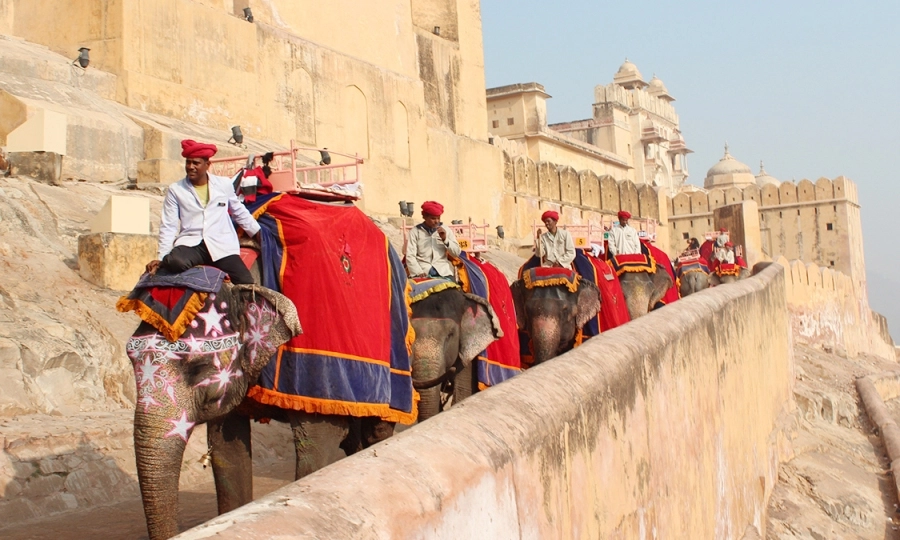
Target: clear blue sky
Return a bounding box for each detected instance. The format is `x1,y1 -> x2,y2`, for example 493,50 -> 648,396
482,0 -> 900,342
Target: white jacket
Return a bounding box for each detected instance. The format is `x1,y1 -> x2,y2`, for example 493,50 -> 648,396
158,175 -> 261,261
608,224 -> 642,256
539,229 -> 576,267
405,224 -> 461,278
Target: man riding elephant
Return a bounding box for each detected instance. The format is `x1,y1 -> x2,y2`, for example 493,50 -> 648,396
144,139 -> 260,284
405,200 -> 460,279
537,210 -> 575,268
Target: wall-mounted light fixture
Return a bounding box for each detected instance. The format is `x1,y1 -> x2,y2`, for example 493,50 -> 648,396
398,201 -> 407,216
228,126 -> 244,145
243,7 -> 254,22
405,202 -> 415,217
496,225 -> 505,239
74,47 -> 90,68
319,148 -> 331,166
433,26 -> 440,36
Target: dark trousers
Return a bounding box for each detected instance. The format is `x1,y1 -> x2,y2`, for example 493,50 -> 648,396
160,242 -> 255,285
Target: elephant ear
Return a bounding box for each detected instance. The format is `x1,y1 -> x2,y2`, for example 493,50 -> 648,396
458,293 -> 503,366
574,280 -> 601,329
510,280 -> 527,330
229,284 -> 302,377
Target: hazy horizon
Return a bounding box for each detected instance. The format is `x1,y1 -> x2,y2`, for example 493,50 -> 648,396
482,0 -> 899,342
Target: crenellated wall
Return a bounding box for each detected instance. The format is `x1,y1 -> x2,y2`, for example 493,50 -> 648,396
497,151 -> 668,250
666,177 -> 864,290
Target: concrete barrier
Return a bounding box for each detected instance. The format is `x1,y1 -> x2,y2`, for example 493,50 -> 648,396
176,264 -> 793,539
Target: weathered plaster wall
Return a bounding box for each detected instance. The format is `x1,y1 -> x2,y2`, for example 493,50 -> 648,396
778,256 -> 894,359
176,265 -> 794,539
3,0 -> 499,217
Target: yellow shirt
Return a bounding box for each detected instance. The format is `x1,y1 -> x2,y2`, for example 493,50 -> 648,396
193,183 -> 209,207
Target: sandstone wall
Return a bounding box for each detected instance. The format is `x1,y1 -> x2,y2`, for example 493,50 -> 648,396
2,0 -> 502,220
176,265 -> 794,539
666,177 -> 863,287
498,151 -> 665,243
777,256 -> 894,359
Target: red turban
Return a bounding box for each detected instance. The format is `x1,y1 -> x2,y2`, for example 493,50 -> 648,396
541,210 -> 559,222
719,227 -> 728,232
617,210 -> 631,220
421,201 -> 444,216
725,241 -> 734,247
181,139 -> 218,159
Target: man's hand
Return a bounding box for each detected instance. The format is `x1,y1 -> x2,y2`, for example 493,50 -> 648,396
145,260 -> 161,275
437,226 -> 447,242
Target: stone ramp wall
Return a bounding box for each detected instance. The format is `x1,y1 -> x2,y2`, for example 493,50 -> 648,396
778,256 -> 895,359
176,265 -> 793,539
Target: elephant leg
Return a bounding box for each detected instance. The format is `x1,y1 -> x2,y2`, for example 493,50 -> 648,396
289,412 -> 350,480
453,361 -> 476,405
208,411 -> 253,515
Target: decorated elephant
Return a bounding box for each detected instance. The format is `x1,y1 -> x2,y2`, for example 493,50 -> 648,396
511,268 -> 601,365
677,266 -> 710,297
617,269 -> 674,319
408,280 -> 502,420
118,270 -> 301,540
709,265 -> 751,286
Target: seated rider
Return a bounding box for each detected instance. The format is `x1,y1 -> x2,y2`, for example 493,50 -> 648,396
405,201 -> 461,279
682,237 -> 701,256
715,241 -> 736,265
145,140 -> 260,284
537,210 -> 575,268
608,210 -> 642,257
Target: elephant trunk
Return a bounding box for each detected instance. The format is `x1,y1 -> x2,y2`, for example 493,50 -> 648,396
417,385 -> 442,422
531,315 -> 563,365
134,412 -> 189,540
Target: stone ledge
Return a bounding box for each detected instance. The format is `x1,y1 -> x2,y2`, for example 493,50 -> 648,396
856,372 -> 900,505
77,232 -> 157,291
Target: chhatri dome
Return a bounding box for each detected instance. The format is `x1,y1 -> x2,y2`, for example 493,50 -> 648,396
755,161 -> 781,187
613,58 -> 648,90
704,144 -> 756,189
647,75 -> 675,102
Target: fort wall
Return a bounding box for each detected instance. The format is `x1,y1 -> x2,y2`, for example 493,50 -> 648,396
176,265 -> 794,539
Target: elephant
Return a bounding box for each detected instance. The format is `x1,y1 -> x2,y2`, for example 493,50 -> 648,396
510,277 -> 601,365
126,281 -> 303,540
678,269 -> 709,297
709,266 -> 751,286
618,269 -> 674,320
409,286 -> 502,420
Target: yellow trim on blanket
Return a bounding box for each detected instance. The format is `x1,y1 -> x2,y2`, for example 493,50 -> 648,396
409,280 -> 460,303
246,385 -> 420,425
522,271 -> 580,293
116,292 -> 208,343
251,193 -> 286,219
715,266 -> 742,277
614,261 -> 657,276
476,355 -> 523,372
450,256 -> 471,293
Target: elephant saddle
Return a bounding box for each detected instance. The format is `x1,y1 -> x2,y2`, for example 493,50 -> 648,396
609,243 -> 657,276
675,259 -> 711,279
714,262 -> 743,277
408,278 -> 460,304
522,267 -> 579,292
116,266 -> 227,342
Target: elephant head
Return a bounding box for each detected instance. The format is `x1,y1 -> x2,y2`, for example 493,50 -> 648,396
127,283 -> 299,540
618,269 -> 673,320
510,278 -> 600,365
409,287 -> 502,421
678,270 -> 709,297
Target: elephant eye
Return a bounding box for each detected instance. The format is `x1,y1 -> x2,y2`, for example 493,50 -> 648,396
185,356 -> 216,384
